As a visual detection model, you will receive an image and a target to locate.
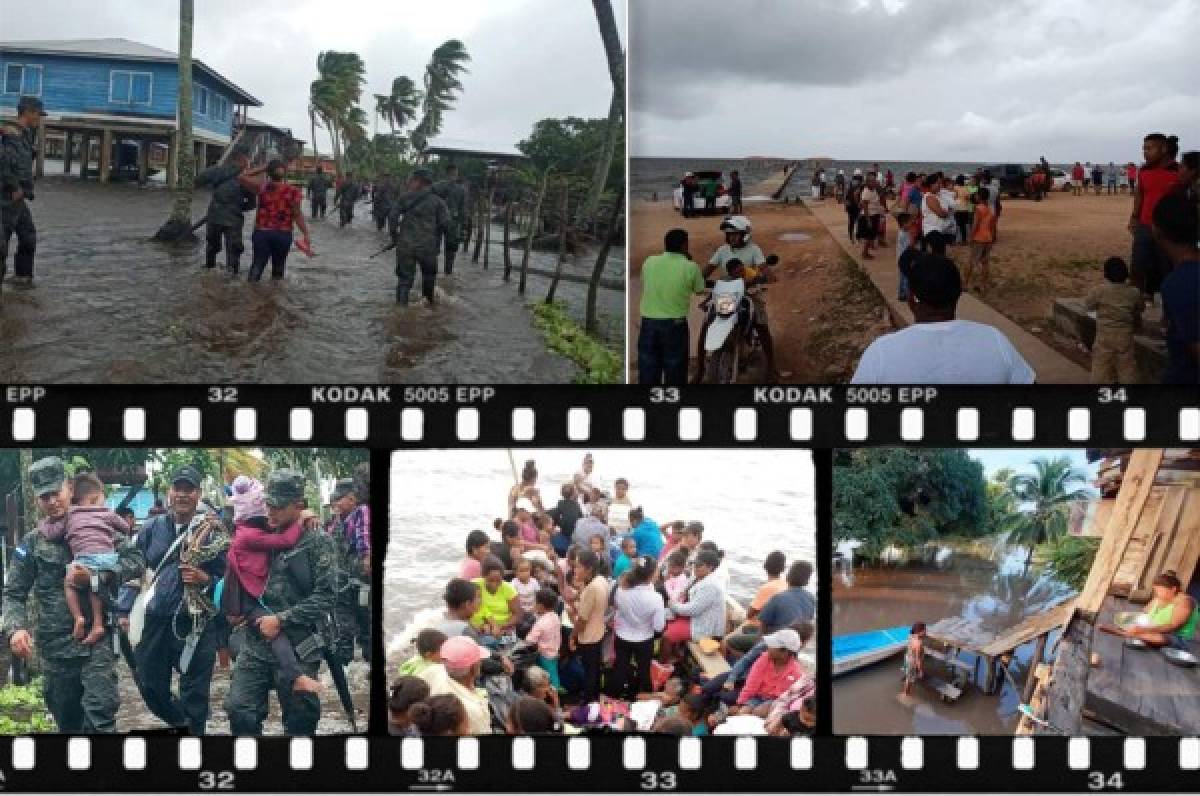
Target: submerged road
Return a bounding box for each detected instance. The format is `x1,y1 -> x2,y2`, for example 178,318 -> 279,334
0,179 -> 624,383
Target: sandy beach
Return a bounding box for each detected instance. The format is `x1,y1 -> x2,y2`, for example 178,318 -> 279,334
628,198 -> 889,383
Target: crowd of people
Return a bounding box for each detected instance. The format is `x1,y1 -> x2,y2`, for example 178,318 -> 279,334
844,134 -> 1198,385
389,454 -> 816,737
2,456 -> 370,734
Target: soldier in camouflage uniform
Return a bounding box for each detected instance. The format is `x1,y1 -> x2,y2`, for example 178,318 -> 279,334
306,166 -> 332,220
335,172 -> 361,228
2,457 -> 146,733
432,164 -> 468,276
324,479 -> 370,665
388,167 -> 450,306
0,96 -> 47,290
195,143 -> 252,274
371,175 -> 394,233
224,470 -> 337,735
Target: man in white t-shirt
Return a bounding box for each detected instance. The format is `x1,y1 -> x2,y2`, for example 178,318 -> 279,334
701,216 -> 778,382
852,253 -> 1036,384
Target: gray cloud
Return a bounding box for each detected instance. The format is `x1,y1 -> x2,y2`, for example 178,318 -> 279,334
631,0 -> 1199,162
2,0 -> 624,153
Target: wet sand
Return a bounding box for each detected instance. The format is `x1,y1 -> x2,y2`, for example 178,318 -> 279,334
0,178 -> 625,383
834,562 -> 1070,736
627,199 -> 888,382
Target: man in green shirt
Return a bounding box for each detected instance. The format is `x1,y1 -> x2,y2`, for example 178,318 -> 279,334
638,228 -> 705,384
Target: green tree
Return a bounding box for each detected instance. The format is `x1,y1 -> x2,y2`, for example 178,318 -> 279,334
832,449 -> 988,558
154,0 -> 196,241
1003,456 -> 1093,576
410,40 -> 471,159
375,76 -> 422,138
310,51 -> 367,177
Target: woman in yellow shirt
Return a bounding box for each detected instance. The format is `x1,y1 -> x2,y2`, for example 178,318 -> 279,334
471,556 -> 523,637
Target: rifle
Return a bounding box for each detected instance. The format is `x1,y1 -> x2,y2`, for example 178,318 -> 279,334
368,241 -> 397,260
323,647 -> 359,732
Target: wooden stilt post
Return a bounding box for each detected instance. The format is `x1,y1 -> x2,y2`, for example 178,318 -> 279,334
62,130 -> 73,176
1022,632 -> 1049,706
138,138 -> 150,185
78,133 -> 90,180
99,128 -> 113,184
35,116 -> 46,178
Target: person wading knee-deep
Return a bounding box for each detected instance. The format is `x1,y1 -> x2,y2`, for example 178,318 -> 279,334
3,457 -> 145,733
0,96 -> 47,291
196,143 -> 254,275
116,466 -> 228,735
433,164 -> 468,276
306,166 -> 331,220
240,159 -> 311,283
223,470 -> 337,736
389,167 -> 450,307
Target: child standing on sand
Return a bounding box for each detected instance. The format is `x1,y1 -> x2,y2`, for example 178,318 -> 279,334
966,189 -> 995,293
901,623 -> 926,697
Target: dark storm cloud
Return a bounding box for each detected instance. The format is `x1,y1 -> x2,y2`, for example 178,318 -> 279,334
630,0 -> 1200,161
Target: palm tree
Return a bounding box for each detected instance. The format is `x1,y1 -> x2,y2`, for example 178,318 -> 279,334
376,76 -> 422,135
576,0 -> 624,229
410,40 -> 471,160
155,0 -> 195,241
1004,457 -> 1093,576
310,51 -> 366,177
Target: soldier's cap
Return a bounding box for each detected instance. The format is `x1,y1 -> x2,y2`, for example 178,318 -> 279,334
411,167 -> 434,183
171,466 -> 203,489
266,469 -> 306,508
329,478 -> 356,503
17,96 -> 47,117
29,456 -> 66,498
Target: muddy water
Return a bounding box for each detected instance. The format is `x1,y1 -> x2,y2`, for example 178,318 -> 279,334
384,450 -> 817,665
834,550 -> 1072,735
111,655 -> 370,735
0,179 -> 624,383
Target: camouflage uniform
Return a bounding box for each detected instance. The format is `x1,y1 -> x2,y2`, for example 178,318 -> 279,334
325,480 -> 370,665
2,458 -> 146,733
1086,281 -> 1144,384
224,471 -> 337,735
372,179 -> 393,233
0,104 -> 40,285
432,177 -> 467,275
196,161 -> 248,274
335,179 -> 360,228
307,172 -> 331,220
389,176 -> 449,305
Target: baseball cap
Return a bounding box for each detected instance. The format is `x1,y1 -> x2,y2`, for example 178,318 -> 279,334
265,469 -> 306,508
171,466 -> 203,489
17,96 -> 47,117
763,628 -> 802,653
29,456 -> 66,497
902,253 -> 962,310
411,167 -> 434,183
440,636 -> 490,670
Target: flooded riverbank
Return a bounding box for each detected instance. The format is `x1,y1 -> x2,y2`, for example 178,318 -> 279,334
834,549 -> 1072,735
0,179 -> 624,383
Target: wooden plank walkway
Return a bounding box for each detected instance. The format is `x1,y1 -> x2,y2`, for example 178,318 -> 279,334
802,198 -> 1089,383
927,602 -> 1072,658
1086,597 -> 1200,735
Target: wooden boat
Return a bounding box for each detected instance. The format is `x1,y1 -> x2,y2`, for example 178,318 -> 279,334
833,625 -> 909,676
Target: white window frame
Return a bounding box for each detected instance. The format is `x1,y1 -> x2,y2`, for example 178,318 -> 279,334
193,84 -> 208,116
109,69 -> 153,106
3,63 -> 38,95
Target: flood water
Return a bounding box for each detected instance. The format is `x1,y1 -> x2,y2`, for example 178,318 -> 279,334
384,449 -> 816,663
834,547 -> 1072,735
110,652 -> 370,735
0,178 -> 624,383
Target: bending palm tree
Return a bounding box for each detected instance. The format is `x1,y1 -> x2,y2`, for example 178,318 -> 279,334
1004,456 -> 1093,577
311,51 -> 366,177
411,40 -> 471,160
376,76 -> 422,135
155,0 -> 195,241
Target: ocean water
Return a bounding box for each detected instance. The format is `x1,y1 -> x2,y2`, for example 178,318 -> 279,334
383,449 -> 816,654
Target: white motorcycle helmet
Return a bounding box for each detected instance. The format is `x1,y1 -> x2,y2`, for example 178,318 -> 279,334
720,215 -> 753,243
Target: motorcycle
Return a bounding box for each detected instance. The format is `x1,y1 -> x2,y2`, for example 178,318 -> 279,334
700,255 -> 778,384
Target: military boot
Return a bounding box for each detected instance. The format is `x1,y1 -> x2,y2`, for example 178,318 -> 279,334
396,287 -> 410,305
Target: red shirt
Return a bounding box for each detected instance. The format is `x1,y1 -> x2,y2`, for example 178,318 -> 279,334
738,654 -> 804,705
1072,164 -> 1085,180
255,182 -> 302,232
1137,163 -> 1181,226
1126,164 -> 1138,182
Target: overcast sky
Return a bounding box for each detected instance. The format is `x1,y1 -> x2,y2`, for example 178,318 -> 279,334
631,0 -> 1198,162
2,0 -> 623,153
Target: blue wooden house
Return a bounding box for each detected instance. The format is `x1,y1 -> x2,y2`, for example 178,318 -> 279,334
0,38 -> 262,183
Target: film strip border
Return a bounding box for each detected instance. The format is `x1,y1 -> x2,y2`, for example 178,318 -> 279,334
0,386 -> 1196,446
2,735 -> 1200,791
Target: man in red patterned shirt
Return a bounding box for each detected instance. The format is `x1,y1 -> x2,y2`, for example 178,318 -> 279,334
239,159 -> 312,282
